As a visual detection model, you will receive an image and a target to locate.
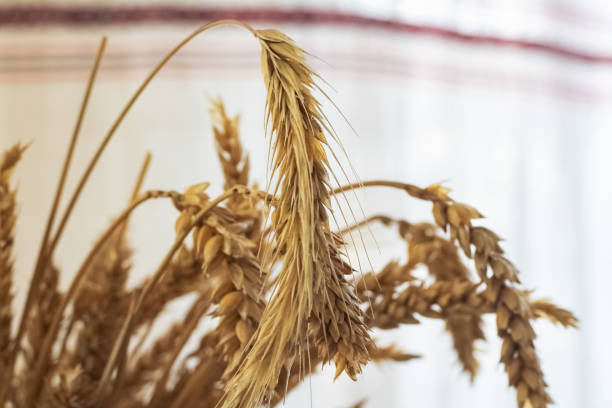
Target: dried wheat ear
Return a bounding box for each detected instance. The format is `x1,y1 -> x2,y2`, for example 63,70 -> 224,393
0,20 -> 576,408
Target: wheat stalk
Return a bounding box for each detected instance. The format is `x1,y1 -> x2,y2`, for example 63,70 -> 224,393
0,21 -> 578,408
5,40 -> 107,407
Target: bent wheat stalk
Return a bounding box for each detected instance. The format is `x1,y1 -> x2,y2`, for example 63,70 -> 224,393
0,20 -> 577,408
25,190 -> 182,403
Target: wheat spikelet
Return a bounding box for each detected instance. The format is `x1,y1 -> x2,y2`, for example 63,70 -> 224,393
0,144 -> 27,398
222,29 -> 372,408
370,345 -> 420,363
530,299 -> 579,328
402,221 -> 470,281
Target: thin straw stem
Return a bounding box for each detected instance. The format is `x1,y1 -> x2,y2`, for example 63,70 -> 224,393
43,20 -> 254,286
93,186 -> 247,399
55,152 -> 152,360
332,180 -> 446,202
130,152 -> 152,204
336,215 -> 396,236
25,190 -> 183,407
118,152 -> 152,239
0,37 -> 106,406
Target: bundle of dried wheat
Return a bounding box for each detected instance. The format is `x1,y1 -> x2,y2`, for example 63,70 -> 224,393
0,20 -> 576,408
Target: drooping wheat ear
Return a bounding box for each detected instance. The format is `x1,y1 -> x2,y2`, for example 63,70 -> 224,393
435,198 -> 554,408
359,267 -> 488,375
337,180 -> 578,407
167,181 -> 266,385
0,144 -> 26,390
350,217 -> 484,379
222,29 -> 372,408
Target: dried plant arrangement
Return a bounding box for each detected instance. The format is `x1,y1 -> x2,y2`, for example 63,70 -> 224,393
0,20 -> 577,408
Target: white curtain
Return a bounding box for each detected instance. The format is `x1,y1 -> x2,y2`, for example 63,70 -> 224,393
1,1 -> 609,407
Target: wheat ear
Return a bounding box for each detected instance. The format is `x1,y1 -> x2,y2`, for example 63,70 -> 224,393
0,144 -> 27,397
222,29 -> 372,408
339,181 -> 577,406
57,154 -> 151,402
2,39 -> 106,407
211,99 -> 250,192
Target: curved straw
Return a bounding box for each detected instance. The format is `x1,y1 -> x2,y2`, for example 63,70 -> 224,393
20,21 -> 256,406
332,180 -> 448,202
41,19 -> 255,296
57,152 -> 152,361
93,186 -> 247,401
25,190 -> 181,406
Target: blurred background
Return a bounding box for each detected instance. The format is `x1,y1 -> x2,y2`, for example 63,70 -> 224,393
1,1 -> 610,407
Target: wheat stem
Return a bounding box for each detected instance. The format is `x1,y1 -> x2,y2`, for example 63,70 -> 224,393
332,180 -> 447,202
93,186 -> 249,400
55,152 -> 152,375
2,38 -> 106,406
25,189 -> 183,407
336,214 -> 397,235
149,296 -> 210,404
0,144 -> 27,405
42,21 -> 254,277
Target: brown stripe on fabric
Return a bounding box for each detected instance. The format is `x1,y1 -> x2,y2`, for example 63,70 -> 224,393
0,48 -> 605,103
0,6 -> 612,65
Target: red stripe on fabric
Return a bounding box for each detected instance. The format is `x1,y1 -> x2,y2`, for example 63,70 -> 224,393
1,6 -> 612,65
